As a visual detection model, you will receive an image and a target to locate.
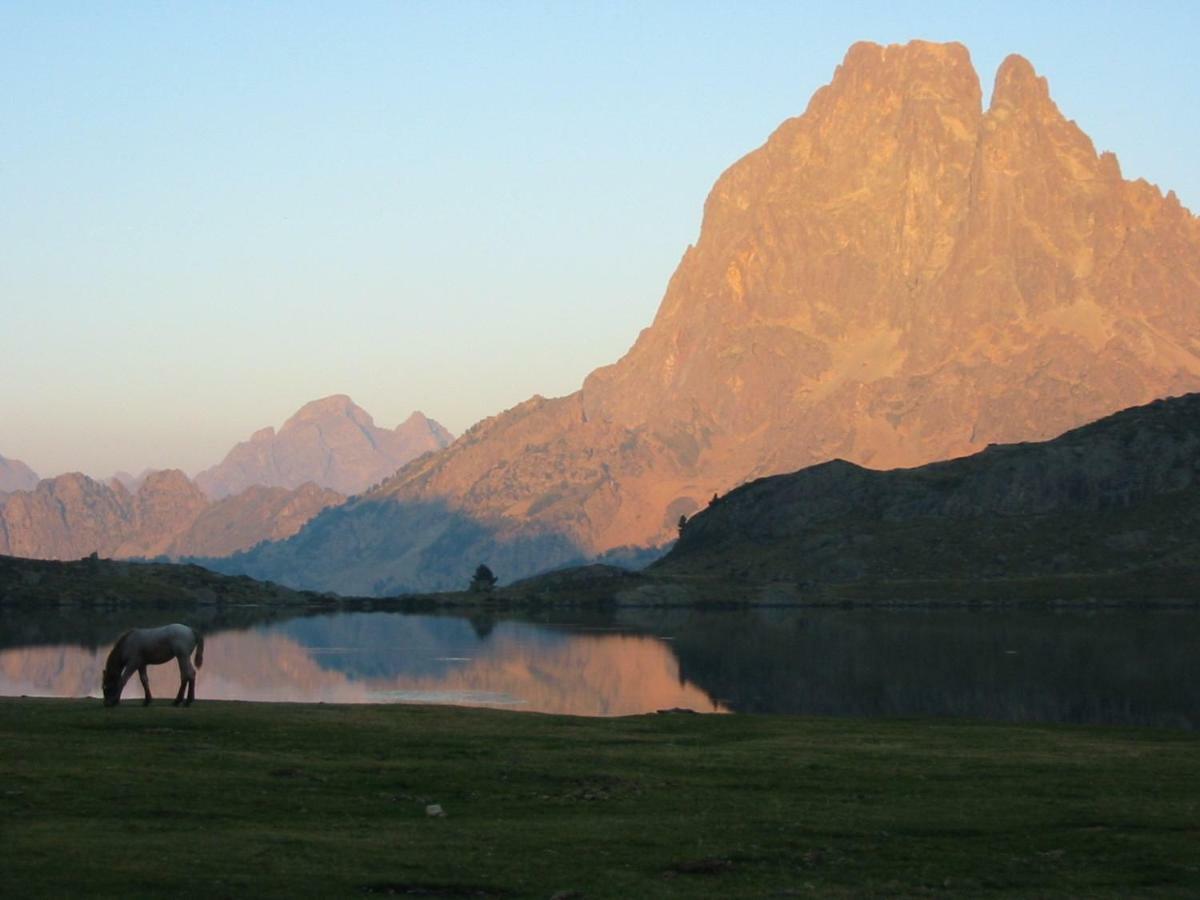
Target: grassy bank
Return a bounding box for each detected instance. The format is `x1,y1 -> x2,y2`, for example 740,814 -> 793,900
3,699 -> 1198,897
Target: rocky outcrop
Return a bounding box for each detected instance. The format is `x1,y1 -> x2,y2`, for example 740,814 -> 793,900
223,41 -> 1200,594
0,471 -> 341,561
194,396 -> 453,499
0,455 -> 39,494
0,470 -> 205,559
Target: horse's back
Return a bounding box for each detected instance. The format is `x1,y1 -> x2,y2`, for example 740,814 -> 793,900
132,623 -> 198,664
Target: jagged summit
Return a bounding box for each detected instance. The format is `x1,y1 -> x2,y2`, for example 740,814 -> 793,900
194,396 -> 454,499
0,467 -> 338,560
284,394 -> 373,428
224,41 -> 1200,595
991,53 -> 1051,107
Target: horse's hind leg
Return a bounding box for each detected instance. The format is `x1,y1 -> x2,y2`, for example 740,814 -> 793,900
175,654 -> 195,706
138,666 -> 152,706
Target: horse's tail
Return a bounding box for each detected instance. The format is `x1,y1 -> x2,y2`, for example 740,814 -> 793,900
193,630 -> 204,668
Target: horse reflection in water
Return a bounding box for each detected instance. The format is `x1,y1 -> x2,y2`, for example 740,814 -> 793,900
102,624 -> 204,707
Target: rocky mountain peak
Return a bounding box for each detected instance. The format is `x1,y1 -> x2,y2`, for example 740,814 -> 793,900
0,467 -> 340,561
194,397 -> 454,499
283,394 -> 374,430
833,39 -> 978,99
989,54 -> 1050,110
222,41 -> 1200,595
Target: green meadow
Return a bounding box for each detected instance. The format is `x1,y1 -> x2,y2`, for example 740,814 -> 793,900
3,697 -> 1198,898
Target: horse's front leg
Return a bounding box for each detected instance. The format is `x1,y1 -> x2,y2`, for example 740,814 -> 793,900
115,663 -> 139,704
138,666 -> 152,706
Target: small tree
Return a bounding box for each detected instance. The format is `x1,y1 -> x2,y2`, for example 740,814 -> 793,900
470,563 -> 498,593
677,514 -> 688,537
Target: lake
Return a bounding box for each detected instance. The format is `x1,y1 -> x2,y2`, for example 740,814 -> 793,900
1,606 -> 1197,727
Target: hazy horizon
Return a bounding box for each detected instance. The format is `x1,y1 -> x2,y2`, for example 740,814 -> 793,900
4,2 -> 1198,479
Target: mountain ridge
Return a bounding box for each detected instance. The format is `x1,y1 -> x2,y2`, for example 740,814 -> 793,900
653,391 -> 1200,593
194,395 -> 453,499
0,470 -> 341,561
151,41 -> 1200,594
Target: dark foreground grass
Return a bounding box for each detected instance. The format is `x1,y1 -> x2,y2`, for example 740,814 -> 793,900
2,699 -> 1198,898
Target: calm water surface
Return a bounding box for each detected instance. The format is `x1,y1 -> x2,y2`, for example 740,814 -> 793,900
0,612 -> 723,716
1,607 -> 1197,726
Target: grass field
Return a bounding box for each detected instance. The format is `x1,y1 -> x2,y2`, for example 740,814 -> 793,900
3,698 -> 1198,898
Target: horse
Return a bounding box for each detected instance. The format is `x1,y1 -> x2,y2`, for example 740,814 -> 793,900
101,624 -> 204,707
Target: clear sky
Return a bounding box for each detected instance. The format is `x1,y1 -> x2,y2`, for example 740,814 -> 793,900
2,1 -> 1197,479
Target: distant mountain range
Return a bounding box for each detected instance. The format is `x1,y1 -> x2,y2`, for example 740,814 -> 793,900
0,396 -> 447,561
195,395 -> 452,499
0,470 -> 341,560
213,40 -> 1200,595
653,392 -> 1200,598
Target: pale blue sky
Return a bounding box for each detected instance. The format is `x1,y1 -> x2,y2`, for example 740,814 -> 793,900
2,1 -> 1197,478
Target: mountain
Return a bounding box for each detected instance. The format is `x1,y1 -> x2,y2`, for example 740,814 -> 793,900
0,455 -> 39,494
0,471 -> 340,561
218,40 -> 1200,595
194,395 -> 454,499
655,392 -> 1200,596
167,482 -> 343,558
0,470 -> 207,559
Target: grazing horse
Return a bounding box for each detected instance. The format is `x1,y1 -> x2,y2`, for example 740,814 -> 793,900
102,624 -> 204,707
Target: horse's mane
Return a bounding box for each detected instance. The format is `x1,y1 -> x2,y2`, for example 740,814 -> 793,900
103,629 -> 135,677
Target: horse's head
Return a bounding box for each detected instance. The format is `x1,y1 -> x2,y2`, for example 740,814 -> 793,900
101,667 -> 121,706
101,630 -> 134,706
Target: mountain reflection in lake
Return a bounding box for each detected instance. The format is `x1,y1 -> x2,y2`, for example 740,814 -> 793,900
0,612 -> 725,716
648,607 -> 1200,729
1,607 -> 1196,727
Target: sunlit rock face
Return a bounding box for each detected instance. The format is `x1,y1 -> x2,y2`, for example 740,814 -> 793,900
0,397 -> 448,560
194,396 -> 454,500
0,470 -> 207,559
230,40 -> 1200,593
0,471 -> 340,560
0,619 -> 724,716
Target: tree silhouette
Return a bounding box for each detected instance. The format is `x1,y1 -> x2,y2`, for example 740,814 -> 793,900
677,514 -> 688,537
470,563 -> 498,593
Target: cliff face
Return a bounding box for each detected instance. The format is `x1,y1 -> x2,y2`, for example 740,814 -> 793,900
194,396 -> 454,499
0,470 -> 206,559
0,471 -> 340,561
228,41 -> 1200,594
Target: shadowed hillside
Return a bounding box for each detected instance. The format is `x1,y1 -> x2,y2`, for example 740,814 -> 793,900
655,393 -> 1200,597
200,497 -> 589,595
0,554 -> 317,608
